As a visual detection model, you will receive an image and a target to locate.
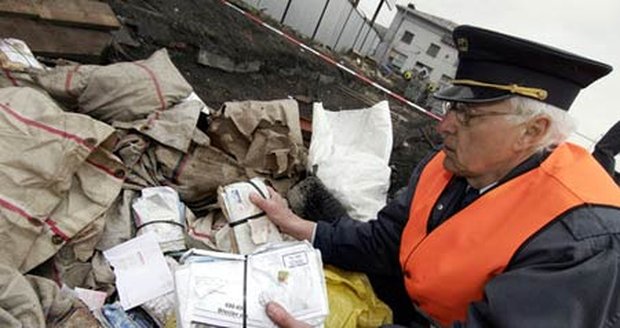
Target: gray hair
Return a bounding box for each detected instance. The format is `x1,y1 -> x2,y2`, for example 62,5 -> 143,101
507,96 -> 576,151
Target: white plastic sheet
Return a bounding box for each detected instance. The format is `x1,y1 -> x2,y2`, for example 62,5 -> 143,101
308,101 -> 393,221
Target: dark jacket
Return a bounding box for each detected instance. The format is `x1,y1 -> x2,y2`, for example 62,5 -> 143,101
314,148 -> 620,327
593,121 -> 620,185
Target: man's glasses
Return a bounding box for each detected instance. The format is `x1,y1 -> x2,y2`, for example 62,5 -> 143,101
439,101 -> 517,126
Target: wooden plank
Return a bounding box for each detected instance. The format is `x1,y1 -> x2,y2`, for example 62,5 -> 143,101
37,0 -> 121,30
0,0 -> 38,18
0,16 -> 112,59
0,0 -> 120,30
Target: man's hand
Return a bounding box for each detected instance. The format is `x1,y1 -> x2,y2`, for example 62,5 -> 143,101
250,187 -> 316,241
266,302 -> 312,328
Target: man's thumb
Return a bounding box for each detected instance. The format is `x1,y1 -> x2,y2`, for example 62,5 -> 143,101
266,302 -> 300,328
249,192 -> 265,207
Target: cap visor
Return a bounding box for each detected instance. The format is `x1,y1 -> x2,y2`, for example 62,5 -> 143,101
433,85 -> 513,103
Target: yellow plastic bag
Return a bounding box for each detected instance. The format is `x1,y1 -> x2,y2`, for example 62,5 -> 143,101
324,266 -> 393,328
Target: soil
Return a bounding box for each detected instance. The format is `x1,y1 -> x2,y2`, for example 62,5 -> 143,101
103,0 -> 441,195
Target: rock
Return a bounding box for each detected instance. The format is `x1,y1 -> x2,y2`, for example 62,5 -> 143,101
197,49 -> 261,73
111,25 -> 141,47
293,95 -> 312,104
318,74 -> 335,85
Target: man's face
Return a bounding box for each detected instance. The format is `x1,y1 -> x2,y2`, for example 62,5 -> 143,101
436,100 -> 524,180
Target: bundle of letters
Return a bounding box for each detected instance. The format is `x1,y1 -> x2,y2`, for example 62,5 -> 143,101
218,177 -> 283,255
174,241 -> 329,328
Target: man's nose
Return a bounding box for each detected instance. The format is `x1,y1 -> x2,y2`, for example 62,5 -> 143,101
436,111 -> 458,135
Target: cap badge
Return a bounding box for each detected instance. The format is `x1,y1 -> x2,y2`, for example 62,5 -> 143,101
457,37 -> 469,52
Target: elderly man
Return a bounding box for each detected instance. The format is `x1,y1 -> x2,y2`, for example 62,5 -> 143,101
252,25 -> 620,327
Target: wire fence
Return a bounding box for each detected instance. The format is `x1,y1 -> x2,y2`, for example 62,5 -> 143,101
243,0 -> 381,56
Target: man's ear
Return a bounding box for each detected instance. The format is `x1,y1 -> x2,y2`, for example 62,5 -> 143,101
516,115 -> 551,150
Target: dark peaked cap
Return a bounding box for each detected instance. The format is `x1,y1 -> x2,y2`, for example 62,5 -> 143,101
434,25 -> 612,110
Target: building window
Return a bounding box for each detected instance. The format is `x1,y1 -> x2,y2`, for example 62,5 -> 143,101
389,50 -> 408,71
414,62 -> 432,77
439,74 -> 453,87
400,31 -> 414,44
426,43 -> 440,57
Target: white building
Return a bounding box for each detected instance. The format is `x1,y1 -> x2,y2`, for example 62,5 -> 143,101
374,4 -> 458,88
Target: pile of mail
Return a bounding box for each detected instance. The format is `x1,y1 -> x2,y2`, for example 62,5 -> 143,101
175,242 -> 329,327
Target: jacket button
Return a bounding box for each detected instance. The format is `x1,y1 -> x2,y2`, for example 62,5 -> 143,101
114,169 -> 126,179
51,235 -> 64,245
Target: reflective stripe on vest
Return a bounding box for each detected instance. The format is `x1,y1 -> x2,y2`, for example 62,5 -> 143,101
399,143 -> 620,326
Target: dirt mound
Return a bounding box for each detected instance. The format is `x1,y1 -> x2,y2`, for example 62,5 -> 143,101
104,0 -> 439,194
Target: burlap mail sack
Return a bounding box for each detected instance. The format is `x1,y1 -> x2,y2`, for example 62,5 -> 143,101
0,264 -> 102,328
0,87 -> 124,272
113,99 -> 202,153
1,69 -> 42,90
155,134 -> 248,211
32,64 -> 99,109
78,48 -> 193,123
112,128 -> 246,215
32,215 -> 116,297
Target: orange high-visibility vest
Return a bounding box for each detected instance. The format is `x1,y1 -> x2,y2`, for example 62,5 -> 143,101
399,143 -> 620,326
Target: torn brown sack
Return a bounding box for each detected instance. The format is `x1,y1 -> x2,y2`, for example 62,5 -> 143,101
208,99 -> 307,178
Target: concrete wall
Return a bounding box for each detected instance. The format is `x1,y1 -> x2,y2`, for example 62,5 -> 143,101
281,0 -> 325,37
242,0 -> 380,56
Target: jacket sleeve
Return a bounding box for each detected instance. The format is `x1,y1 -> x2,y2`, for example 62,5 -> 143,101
312,151 -> 436,276
458,206 -> 620,328
592,120 -> 620,176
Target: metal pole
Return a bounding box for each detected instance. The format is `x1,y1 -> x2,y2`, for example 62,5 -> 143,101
352,18 -> 366,52
333,4 -> 355,50
312,0 -> 330,40
280,0 -> 292,24
368,33 -> 379,56
359,0 -> 385,55
380,13 -> 405,64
